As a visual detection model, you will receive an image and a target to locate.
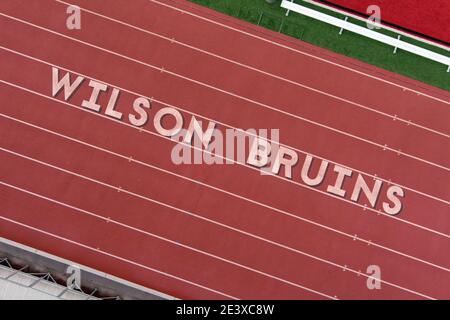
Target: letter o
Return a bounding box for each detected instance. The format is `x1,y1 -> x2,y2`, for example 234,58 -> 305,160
154,107 -> 184,137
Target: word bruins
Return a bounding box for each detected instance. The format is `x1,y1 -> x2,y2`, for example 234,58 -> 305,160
51,67 -> 405,216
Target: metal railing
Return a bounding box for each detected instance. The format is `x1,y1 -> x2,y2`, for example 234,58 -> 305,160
281,0 -> 450,71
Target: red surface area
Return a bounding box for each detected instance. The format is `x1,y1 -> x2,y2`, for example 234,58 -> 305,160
0,0 -> 449,299
316,0 -> 450,44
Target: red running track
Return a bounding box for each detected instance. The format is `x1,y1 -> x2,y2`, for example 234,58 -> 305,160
0,0 -> 449,299
315,0 -> 450,44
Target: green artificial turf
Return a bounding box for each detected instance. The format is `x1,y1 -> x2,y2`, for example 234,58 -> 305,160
188,0 -> 450,91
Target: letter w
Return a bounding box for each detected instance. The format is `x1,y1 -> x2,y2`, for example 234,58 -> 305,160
52,67 -> 84,101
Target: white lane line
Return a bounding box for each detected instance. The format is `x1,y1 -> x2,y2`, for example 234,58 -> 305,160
0,151 -> 437,300
148,0 -> 450,105
53,0 -> 449,138
2,112 -> 448,273
0,215 -> 239,300
0,12 -> 448,172
1,45 -> 447,205
1,79 -> 449,240
0,181 -> 338,300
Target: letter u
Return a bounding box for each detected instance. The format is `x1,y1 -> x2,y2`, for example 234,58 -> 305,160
301,155 -> 329,186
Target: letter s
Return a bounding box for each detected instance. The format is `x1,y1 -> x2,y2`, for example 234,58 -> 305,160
382,185 -> 404,215
129,97 -> 151,127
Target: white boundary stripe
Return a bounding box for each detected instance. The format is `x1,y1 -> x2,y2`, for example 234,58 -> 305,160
0,182 -> 337,300
2,112 -> 448,273
1,80 -> 449,240
148,0 -> 450,105
0,216 -> 238,300
0,236 -> 177,300
52,0 -> 449,138
2,46 -> 447,205
0,13 -> 448,172
0,153 -> 437,300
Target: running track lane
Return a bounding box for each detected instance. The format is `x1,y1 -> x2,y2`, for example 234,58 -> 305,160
1,17 -> 449,206
3,0 -> 449,167
0,81 -> 448,299
1,72 -> 449,266
77,0 -> 450,121
61,0 -> 450,139
0,0 -> 449,299
0,118 -> 441,299
1,54 -> 450,244
1,16 -> 446,211
0,2 -> 449,201
2,88 -> 450,298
